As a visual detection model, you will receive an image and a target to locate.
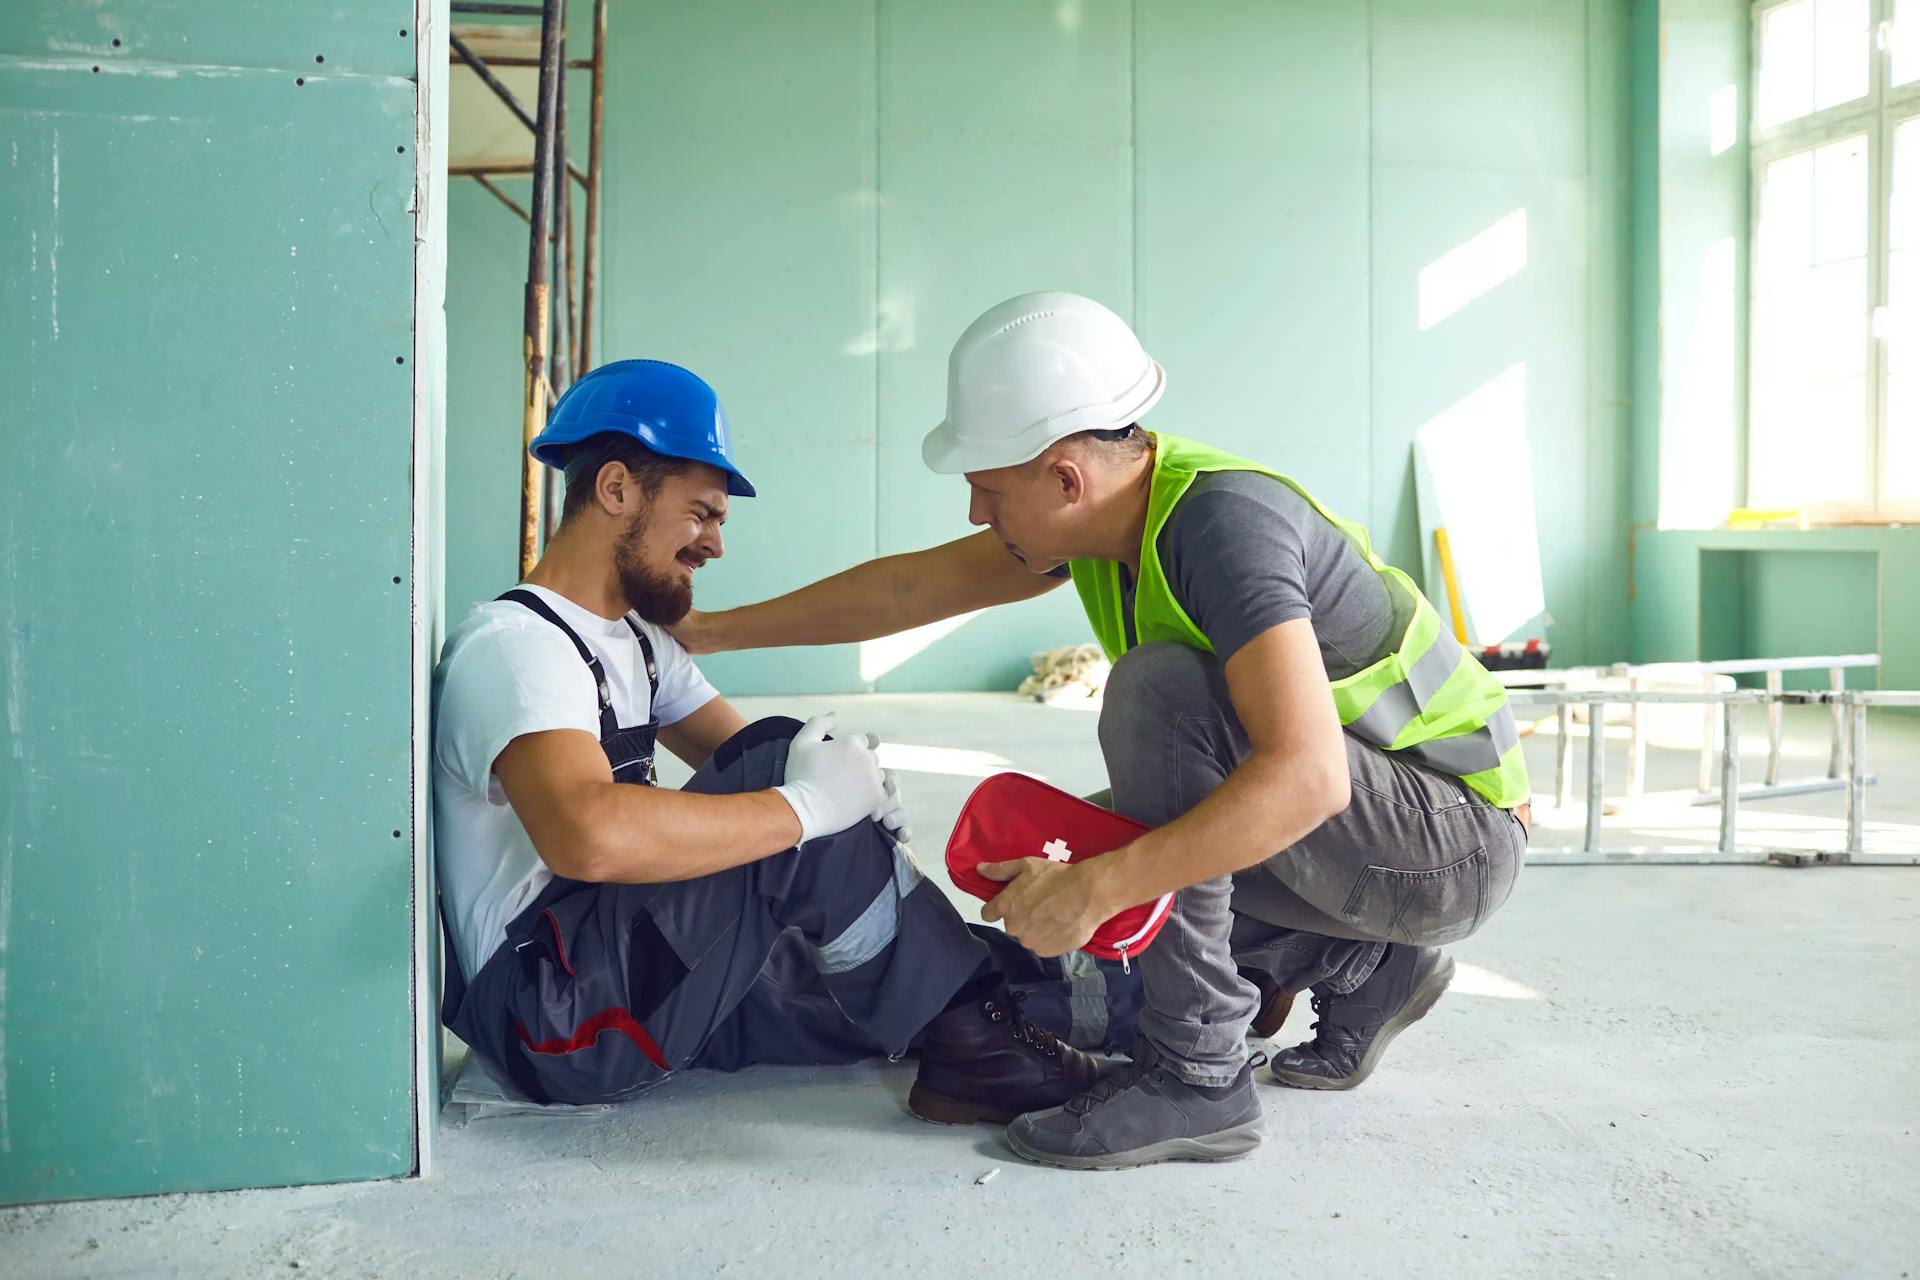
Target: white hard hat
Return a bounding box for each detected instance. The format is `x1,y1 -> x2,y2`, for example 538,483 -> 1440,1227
922,291 -> 1166,475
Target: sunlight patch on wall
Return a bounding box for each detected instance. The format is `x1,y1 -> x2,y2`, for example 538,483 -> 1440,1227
858,609 -> 984,683
1660,236 -> 1740,527
1415,363 -> 1545,644
1418,208 -> 1528,331
1709,83 -> 1739,157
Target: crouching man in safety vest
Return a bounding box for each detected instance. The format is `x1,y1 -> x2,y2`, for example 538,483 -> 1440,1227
672,294 -> 1532,1171
434,358 -> 1134,1117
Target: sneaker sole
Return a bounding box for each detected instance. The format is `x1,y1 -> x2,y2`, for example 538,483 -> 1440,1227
1005,1118 -> 1265,1171
907,1083 -> 1015,1127
1268,952 -> 1456,1092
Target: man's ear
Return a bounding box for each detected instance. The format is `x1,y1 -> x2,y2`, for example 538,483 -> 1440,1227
1051,455 -> 1089,506
595,460 -> 631,516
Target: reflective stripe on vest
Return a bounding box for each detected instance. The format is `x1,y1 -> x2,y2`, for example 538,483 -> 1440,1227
1067,432 -> 1531,809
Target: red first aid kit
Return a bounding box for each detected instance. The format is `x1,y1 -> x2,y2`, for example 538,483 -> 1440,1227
944,772 -> 1175,969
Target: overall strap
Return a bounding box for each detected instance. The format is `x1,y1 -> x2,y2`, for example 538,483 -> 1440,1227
497,588 -> 618,740
622,617 -> 661,707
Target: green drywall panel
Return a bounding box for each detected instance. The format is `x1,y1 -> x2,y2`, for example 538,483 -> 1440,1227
1370,0 -> 1614,664
1628,0 -> 1662,530
1744,552 -> 1880,687
1697,550 -> 1879,687
600,0 -> 878,695
0,2 -> 415,78
444,179 -> 530,622
1134,0 -> 1371,524
1696,550 -> 1754,662
1632,528 -> 1920,692
0,19 -> 416,1202
871,0 -> 1132,693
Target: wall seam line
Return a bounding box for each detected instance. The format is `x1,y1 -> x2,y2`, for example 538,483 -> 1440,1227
1585,0 -> 1597,664
1365,0 -> 1376,528
869,0 -> 881,693
1130,0 -> 1139,328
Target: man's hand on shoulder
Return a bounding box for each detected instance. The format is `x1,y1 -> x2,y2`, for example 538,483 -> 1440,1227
667,609 -> 721,655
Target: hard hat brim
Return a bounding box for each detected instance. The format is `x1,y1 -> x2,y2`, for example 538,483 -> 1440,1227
530,425 -> 758,498
921,360 -> 1166,476
527,358 -> 758,498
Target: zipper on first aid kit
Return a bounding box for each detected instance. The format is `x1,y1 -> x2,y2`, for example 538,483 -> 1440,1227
1111,893 -> 1175,973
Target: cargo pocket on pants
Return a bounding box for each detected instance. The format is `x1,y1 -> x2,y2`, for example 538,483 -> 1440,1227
1342,847 -> 1488,947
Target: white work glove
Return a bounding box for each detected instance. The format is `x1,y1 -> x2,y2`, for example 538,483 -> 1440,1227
871,768 -> 911,846
774,712 -> 888,845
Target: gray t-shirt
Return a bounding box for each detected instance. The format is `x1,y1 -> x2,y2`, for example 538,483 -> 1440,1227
1122,471 -> 1401,677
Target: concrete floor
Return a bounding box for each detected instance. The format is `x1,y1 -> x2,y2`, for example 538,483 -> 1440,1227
5,695 -> 1918,1277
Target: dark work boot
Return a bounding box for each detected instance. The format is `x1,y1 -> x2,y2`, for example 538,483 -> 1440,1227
1239,966 -> 1297,1039
909,987 -> 1106,1126
1006,1054 -> 1264,1171
1268,945 -> 1455,1091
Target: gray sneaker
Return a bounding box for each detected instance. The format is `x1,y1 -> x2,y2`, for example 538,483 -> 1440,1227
1005,1055 -> 1265,1171
1269,944 -> 1454,1091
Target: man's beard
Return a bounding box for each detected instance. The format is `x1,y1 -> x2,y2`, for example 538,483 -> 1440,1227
614,510 -> 694,625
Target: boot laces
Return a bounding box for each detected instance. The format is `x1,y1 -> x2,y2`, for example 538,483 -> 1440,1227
1302,991 -> 1372,1071
1009,990 -> 1060,1058
1307,991 -> 1332,1044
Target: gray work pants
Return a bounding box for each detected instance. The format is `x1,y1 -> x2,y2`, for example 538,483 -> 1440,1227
1099,642 -> 1526,1087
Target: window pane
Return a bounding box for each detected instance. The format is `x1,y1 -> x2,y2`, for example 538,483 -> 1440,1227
1751,136 -> 1872,507
1893,115 -> 1920,253
1813,0 -> 1870,111
1809,259 -> 1872,374
1889,118 -> 1920,500
1759,0 -> 1815,127
1752,379 -> 1869,504
1896,0 -> 1920,89
1761,149 -> 1814,264
1812,134 -> 1869,262
1889,374 -> 1919,499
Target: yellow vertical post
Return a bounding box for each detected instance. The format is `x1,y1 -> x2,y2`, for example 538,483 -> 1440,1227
1434,527 -> 1470,645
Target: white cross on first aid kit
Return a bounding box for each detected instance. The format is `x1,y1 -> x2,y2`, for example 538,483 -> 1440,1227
1042,838 -> 1073,863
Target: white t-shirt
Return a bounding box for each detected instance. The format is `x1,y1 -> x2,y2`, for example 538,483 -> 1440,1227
432,585 -> 719,982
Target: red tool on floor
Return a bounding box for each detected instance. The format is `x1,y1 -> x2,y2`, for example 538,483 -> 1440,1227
944,773 -> 1175,971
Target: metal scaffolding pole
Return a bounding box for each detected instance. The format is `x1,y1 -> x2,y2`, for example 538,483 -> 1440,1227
448,1 -> 604,577
555,7 -> 575,402
545,0 -> 572,545
518,0 -> 565,578
578,0 -> 606,379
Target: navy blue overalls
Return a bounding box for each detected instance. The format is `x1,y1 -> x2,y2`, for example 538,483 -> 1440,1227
440,591 -> 1144,1105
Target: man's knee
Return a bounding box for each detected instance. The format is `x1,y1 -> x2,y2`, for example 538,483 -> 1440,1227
688,716 -> 803,795
1098,643 -> 1222,750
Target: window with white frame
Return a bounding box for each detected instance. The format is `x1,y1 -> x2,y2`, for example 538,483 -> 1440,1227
1750,0 -> 1920,516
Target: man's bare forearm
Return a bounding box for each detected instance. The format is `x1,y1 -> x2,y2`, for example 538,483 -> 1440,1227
563,783 -> 802,884
698,554 -> 920,652
692,532 -> 1059,654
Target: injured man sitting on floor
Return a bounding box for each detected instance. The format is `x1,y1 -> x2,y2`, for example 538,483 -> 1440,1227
433,358 -> 1137,1118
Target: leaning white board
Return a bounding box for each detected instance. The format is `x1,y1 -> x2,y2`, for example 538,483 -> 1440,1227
1412,363 -> 1546,645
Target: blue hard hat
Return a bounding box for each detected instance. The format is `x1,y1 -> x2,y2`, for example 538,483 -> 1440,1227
530,359 -> 757,498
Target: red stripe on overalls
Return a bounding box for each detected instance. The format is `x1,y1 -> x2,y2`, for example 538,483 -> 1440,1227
542,909 -> 578,976
515,1009 -> 671,1074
